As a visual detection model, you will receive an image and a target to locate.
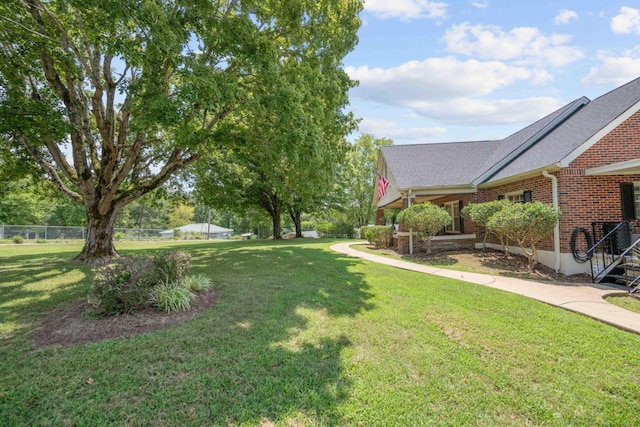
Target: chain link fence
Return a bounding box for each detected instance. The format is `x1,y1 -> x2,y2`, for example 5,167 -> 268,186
0,225 -> 164,241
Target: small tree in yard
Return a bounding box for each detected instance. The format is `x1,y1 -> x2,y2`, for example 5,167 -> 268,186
486,201 -> 560,270
396,202 -> 451,254
462,199 -> 511,252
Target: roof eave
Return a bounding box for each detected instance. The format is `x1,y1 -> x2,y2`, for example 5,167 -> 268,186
478,164 -> 563,188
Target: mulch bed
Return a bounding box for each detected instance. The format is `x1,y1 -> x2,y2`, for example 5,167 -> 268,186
31,288 -> 218,350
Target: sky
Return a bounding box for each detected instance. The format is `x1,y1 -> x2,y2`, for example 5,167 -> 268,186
344,1 -> 640,144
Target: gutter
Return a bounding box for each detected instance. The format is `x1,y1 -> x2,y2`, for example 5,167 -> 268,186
542,170 -> 561,272
408,189 -> 413,255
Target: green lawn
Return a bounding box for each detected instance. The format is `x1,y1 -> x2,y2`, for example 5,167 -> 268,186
1,239 -> 640,426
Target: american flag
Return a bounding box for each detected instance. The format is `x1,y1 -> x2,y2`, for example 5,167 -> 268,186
377,173 -> 389,199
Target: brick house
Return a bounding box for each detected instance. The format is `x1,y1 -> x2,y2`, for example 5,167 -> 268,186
375,77 -> 640,276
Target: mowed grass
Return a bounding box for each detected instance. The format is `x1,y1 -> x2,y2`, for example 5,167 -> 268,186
1,239 -> 640,426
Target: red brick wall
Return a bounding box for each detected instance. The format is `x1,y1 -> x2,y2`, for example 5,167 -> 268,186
558,109 -> 640,249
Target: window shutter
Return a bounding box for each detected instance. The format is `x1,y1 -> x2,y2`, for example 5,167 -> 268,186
523,190 -> 532,203
458,200 -> 464,233
621,183 -> 635,220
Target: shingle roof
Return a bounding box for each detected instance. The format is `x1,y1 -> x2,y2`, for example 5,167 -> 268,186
380,76 -> 640,190
380,140 -> 501,189
488,76 -> 640,183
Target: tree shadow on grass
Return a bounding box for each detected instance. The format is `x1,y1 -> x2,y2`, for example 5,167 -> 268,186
170,240 -> 376,424
0,251 -> 91,340
3,239 -> 376,425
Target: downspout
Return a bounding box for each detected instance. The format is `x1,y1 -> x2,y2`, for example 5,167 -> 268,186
408,190 -> 413,254
542,170 -> 560,272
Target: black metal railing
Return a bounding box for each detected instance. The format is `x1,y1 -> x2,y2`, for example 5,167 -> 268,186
588,221 -> 640,291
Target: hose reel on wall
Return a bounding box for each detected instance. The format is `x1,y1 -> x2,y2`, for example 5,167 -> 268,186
570,227 -> 593,263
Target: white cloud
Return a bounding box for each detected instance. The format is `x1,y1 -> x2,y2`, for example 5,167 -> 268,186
611,7 -> 640,35
364,0 -> 448,20
408,97 -> 561,125
347,57 -> 560,125
444,22 -> 584,67
581,47 -> 640,86
471,1 -> 488,9
358,119 -> 447,140
347,57 -> 534,105
554,9 -> 578,25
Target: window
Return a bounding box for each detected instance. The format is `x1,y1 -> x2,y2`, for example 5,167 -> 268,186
443,201 -> 461,233
506,193 -> 524,203
505,190 -> 532,203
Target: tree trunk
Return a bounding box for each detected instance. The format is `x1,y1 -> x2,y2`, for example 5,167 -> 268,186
75,207 -> 120,262
262,191 -> 283,240
289,208 -> 303,238
271,204 -> 282,239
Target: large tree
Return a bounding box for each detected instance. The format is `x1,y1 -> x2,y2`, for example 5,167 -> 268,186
195,4 -> 359,239
339,134 -> 393,227
0,0 -> 362,260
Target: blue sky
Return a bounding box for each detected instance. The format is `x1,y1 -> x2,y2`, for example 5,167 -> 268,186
344,1 -> 640,144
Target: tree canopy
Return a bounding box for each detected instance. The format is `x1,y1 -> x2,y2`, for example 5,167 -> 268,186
0,0 -> 362,259
339,134 -> 393,227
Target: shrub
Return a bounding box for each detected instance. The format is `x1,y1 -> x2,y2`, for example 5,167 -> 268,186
365,226 -> 394,248
487,201 -> 561,270
12,235 -> 24,244
396,202 -> 451,254
90,256 -> 156,315
113,231 -> 125,241
90,250 -> 193,315
315,222 -> 355,238
150,283 -> 195,313
153,250 -> 192,285
36,238 -> 47,243
315,222 -> 335,237
182,274 -> 213,291
462,199 -> 511,251
359,226 -> 370,240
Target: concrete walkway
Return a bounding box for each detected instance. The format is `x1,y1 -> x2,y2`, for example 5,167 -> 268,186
330,242 -> 640,335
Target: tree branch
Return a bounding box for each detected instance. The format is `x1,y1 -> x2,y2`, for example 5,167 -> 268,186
16,130 -> 83,203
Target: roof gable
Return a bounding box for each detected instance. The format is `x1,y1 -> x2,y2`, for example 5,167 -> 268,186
487,76 -> 640,183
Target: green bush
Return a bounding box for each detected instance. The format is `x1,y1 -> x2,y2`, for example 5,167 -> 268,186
315,222 -> 355,238
182,274 -> 213,291
36,238 -> 47,243
359,226 -> 370,240
113,231 -> 125,241
462,199 -> 511,251
12,235 -> 24,244
150,283 -> 195,313
397,202 -> 451,254
152,250 -> 192,285
90,250 -> 193,315
365,226 -> 394,248
90,256 -> 156,315
487,201 -> 560,270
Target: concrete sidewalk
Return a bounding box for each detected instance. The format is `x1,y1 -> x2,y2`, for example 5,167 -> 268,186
330,242 -> 640,335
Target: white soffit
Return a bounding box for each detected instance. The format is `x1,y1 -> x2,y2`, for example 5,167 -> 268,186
585,158 -> 640,176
